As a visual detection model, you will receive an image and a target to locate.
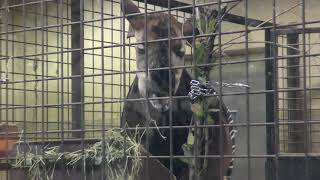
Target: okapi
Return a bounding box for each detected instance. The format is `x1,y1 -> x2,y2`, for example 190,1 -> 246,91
120,0 -> 236,179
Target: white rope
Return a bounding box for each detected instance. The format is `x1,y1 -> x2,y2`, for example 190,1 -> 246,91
207,81 -> 250,88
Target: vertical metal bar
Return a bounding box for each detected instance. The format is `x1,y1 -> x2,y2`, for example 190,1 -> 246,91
40,0 -> 46,157
45,1 -> 49,140
4,0 -> 9,154
307,34 -> 312,152
265,28 -> 275,180
244,0 -> 251,180
218,0 -> 224,179
191,0 -> 197,178
167,0 -> 173,175
100,0 -> 107,179
4,1 -> 10,179
120,0 -> 124,131
271,0 -> 279,180
91,0 -> 95,136
55,0 -> 60,140
59,0 -> 65,142
110,0 -> 114,128
0,4 -> 2,130
300,0 -> 309,180
121,1 -> 129,179
10,5 -> 15,125
22,0 -> 27,165
286,33 -> 304,153
127,6 -> 132,108
281,35 -> 285,152
143,0 -> 151,179
80,0 -> 85,179
71,0 -> 84,138
9,7 -> 14,180
34,1 -> 39,142
67,0 -> 71,139
0,4 -> 2,127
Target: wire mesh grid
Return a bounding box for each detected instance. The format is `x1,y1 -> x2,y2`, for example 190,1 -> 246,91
277,30 -> 320,153
0,0 -> 318,180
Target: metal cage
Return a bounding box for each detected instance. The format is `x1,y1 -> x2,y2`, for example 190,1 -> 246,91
0,0 -> 319,180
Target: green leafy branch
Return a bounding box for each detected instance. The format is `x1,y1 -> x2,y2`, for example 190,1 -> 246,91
182,1 -> 241,179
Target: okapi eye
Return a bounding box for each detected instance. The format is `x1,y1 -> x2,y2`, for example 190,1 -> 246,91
137,44 -> 145,54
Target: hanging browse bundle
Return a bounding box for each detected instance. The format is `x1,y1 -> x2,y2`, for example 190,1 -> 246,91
183,1 -> 246,179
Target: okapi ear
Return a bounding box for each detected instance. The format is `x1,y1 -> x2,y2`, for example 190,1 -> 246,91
122,0 -> 144,30
182,18 -> 199,45
122,0 -> 140,15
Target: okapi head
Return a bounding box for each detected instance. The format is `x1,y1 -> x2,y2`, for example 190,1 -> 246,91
122,0 -> 194,112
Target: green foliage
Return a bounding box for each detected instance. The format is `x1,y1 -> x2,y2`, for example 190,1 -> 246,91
197,19 -> 207,34
194,16 -> 217,78
191,103 -> 205,118
207,19 -> 216,33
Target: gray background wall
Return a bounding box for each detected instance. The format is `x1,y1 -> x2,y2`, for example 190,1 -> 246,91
210,48 -> 266,180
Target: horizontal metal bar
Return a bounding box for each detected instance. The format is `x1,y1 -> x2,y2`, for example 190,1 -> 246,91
2,120 -> 320,137
276,27 -> 320,35
134,0 -> 274,27
1,86 -> 320,110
